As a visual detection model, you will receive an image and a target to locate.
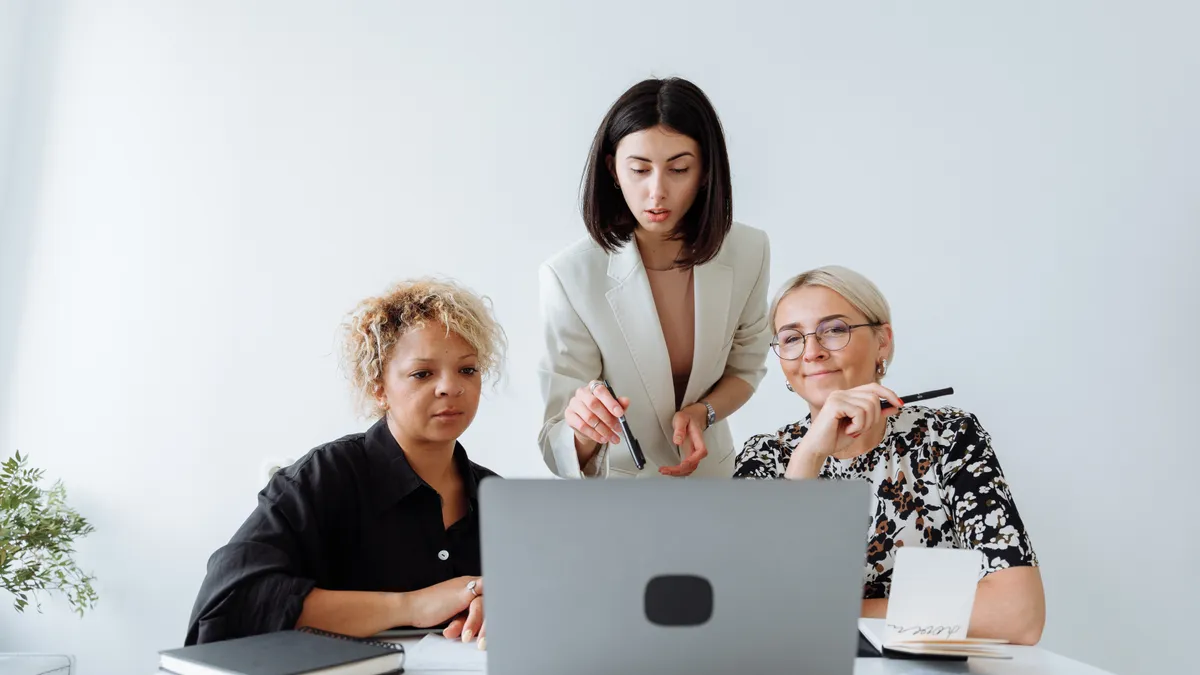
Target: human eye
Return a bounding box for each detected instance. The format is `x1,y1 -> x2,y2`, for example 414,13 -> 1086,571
820,323 -> 849,337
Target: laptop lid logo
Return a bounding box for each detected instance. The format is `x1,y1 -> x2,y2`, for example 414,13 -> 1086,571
644,575 -> 713,626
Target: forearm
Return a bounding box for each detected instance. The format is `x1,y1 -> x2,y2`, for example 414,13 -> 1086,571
697,374 -> 754,422
783,450 -> 826,479
858,568 -> 1045,645
296,589 -> 406,638
968,569 -> 1046,645
861,598 -> 888,618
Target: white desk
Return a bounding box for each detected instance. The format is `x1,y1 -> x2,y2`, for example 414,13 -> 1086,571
390,636 -> 1116,675
152,639 -> 1114,675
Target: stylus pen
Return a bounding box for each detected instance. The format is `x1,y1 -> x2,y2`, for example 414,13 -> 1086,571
602,379 -> 645,470
881,387 -> 955,409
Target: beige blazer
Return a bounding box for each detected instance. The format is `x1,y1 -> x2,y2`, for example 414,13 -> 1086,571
537,222 -> 772,478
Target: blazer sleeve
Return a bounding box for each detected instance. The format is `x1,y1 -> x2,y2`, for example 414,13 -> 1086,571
536,262 -> 610,478
722,229 -> 772,389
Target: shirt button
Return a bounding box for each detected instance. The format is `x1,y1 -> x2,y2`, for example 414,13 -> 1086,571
438,550 -> 450,561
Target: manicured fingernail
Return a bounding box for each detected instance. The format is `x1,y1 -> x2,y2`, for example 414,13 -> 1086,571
898,399 -> 905,405
477,637 -> 487,650
463,628 -> 473,642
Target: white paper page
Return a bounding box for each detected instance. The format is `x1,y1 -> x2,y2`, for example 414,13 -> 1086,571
406,634 -> 487,671
884,547 -> 983,644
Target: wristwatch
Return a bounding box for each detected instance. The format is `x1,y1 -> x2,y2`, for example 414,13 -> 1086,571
700,400 -> 716,429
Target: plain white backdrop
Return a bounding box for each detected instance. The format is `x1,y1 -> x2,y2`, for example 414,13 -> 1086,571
1,1 -> 1196,673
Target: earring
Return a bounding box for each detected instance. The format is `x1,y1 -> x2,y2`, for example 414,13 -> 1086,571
613,179 -> 620,189
876,359 -> 888,376
785,381 -> 794,392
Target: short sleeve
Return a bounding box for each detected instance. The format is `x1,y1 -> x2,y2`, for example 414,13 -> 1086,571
734,433 -> 788,478
939,412 -> 1038,576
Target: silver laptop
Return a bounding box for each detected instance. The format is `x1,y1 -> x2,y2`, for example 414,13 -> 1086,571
479,478 -> 869,675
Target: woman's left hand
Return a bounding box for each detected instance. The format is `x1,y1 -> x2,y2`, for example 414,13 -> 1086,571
661,405 -> 708,477
442,580 -> 486,649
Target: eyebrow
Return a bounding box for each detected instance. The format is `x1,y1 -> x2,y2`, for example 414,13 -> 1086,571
405,354 -> 476,364
777,314 -> 850,332
626,151 -> 695,162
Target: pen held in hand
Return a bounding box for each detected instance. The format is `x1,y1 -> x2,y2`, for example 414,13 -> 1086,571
881,387 -> 955,409
602,379 -> 646,470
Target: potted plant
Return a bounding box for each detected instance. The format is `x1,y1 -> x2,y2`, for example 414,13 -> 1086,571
0,451 -> 97,615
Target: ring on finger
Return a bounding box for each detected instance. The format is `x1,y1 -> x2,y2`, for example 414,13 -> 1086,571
467,579 -> 479,596
588,380 -> 604,394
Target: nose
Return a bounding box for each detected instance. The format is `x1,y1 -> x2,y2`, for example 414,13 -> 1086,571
801,335 -> 829,363
435,372 -> 463,397
648,170 -> 668,203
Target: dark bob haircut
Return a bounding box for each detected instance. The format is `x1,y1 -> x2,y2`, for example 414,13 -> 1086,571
580,77 -> 733,268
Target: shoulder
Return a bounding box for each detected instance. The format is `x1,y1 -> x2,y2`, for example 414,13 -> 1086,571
730,221 -> 768,247
267,432 -> 369,501
740,417 -> 809,452
467,460 -> 500,482
541,236 -> 607,281
888,405 -> 992,468
717,221 -> 769,264
889,405 -> 985,437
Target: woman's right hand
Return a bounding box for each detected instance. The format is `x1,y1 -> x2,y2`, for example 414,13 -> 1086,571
403,576 -> 480,629
787,384 -> 902,478
566,381 -> 631,447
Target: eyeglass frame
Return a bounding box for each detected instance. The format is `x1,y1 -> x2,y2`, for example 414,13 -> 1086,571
769,319 -> 883,360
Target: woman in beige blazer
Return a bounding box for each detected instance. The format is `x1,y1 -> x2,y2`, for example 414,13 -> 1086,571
537,77 -> 771,479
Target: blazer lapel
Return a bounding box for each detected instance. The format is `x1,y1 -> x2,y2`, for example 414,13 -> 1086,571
605,241 -> 678,457
684,259 -> 733,406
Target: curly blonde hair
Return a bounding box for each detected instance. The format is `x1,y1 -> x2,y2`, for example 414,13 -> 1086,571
340,277 -> 507,419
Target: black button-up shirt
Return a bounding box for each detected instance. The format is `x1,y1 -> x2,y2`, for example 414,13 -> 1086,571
185,417 -> 498,645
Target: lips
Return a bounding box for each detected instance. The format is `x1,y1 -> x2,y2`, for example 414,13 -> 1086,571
645,209 -> 671,223
432,410 -> 463,418
805,370 -> 840,378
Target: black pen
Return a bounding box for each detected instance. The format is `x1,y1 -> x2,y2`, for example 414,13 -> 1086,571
602,380 -> 645,470
881,387 -> 955,409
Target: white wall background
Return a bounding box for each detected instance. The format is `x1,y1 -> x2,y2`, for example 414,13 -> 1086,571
1,1 -> 1196,673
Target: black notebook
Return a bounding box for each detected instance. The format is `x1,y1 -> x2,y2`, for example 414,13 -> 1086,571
158,628 -> 405,675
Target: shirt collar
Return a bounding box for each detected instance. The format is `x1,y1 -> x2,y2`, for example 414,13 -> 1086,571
364,416 -> 482,512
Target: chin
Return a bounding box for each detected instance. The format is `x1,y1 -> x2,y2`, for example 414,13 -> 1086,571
636,219 -> 677,236
423,423 -> 468,443
798,383 -> 841,407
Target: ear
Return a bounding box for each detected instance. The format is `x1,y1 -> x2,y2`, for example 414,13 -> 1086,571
606,154 -> 617,183
372,382 -> 389,411
877,323 -> 894,361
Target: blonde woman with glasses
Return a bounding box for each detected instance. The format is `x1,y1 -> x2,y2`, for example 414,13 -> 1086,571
735,265 -> 1045,646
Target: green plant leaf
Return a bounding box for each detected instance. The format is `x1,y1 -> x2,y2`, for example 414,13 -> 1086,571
0,451 -> 98,615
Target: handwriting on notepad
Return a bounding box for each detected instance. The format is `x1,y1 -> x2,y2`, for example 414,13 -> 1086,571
888,623 -> 964,639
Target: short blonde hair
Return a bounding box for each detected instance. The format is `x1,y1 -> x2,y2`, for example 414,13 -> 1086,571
769,265 -> 894,369
340,277 -> 507,418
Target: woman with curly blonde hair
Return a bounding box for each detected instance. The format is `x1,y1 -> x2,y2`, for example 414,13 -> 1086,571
186,278 -> 506,649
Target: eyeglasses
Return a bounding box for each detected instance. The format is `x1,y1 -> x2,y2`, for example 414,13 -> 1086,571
770,318 -> 882,361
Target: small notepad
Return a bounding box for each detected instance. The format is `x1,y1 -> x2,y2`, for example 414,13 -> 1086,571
862,547 -> 1011,660
886,547 -> 982,643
